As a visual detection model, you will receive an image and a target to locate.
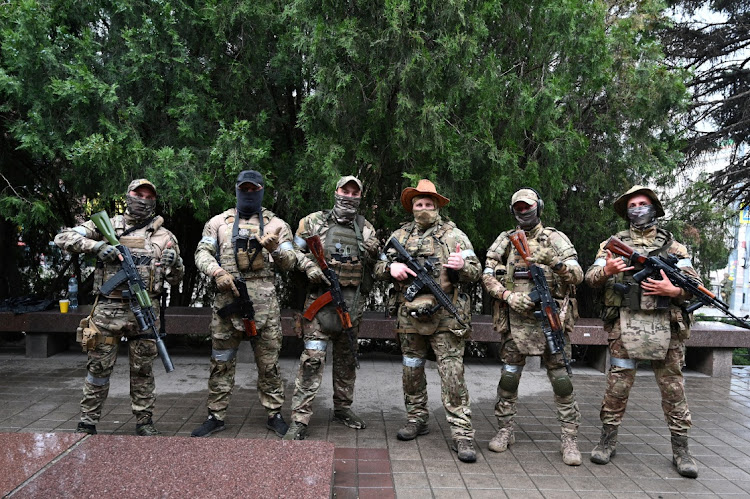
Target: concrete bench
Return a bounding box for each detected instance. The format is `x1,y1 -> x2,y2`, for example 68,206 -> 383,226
1,307 -> 747,376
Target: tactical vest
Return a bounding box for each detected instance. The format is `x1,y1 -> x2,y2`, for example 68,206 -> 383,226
324,218 -> 364,287
602,228 -> 673,313
94,215 -> 165,297
219,211 -> 275,280
504,228 -> 568,299
397,220 -> 456,283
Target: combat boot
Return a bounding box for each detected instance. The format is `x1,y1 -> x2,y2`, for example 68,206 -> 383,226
135,419 -> 161,436
283,421 -> 308,441
266,413 -> 289,437
332,408 -> 367,429
76,422 -> 97,435
560,423 -> 582,466
590,424 -> 618,464
451,438 -> 477,463
671,434 -> 699,478
488,423 -> 515,453
396,421 -> 429,441
191,414 -> 225,437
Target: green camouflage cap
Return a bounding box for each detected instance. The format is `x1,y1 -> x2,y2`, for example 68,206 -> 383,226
336,175 -> 363,191
613,185 -> 665,220
127,179 -> 157,197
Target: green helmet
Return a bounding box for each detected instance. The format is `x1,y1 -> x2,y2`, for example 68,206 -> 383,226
613,185 -> 665,220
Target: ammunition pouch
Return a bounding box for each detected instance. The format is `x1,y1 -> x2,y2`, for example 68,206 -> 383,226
401,295 -> 441,336
329,257 -> 364,287
492,299 -> 509,335
76,318 -> 117,352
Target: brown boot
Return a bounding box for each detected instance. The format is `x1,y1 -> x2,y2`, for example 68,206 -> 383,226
671,434 -> 698,478
590,424 -> 618,464
561,423 -> 582,466
488,423 -> 515,453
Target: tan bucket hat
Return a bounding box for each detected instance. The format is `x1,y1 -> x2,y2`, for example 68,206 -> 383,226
613,185 -> 665,220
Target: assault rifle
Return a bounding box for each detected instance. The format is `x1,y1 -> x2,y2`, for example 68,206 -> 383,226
509,230 -> 572,374
217,278 -> 258,337
383,237 -> 467,328
604,236 -> 750,329
302,235 -> 359,368
91,211 -> 175,373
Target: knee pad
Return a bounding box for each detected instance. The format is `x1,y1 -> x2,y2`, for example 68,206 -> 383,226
212,348 -> 238,362
402,356 -> 426,368
550,369 -> 574,397
499,365 -> 522,393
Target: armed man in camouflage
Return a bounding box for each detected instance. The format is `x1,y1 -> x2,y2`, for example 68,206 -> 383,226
482,188 -> 584,465
284,176 -> 380,440
586,185 -> 700,478
55,179 -> 184,436
720,273 -> 733,304
191,170 -> 296,438
375,179 -> 480,463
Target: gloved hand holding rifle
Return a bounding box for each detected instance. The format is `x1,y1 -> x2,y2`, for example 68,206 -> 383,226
91,211 -> 175,373
508,230 -> 572,374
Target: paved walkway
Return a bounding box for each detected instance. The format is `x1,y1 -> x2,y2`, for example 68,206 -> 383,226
1,346 -> 749,498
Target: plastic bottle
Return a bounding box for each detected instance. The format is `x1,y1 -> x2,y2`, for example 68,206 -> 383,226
68,275 -> 79,310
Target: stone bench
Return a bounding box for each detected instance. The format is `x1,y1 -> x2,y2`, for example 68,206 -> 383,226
1,307 -> 747,376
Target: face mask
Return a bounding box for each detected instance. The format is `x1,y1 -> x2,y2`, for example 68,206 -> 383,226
513,206 -> 539,230
333,193 -> 361,222
627,205 -> 657,230
126,195 -> 156,221
236,188 -> 264,218
414,208 -> 439,229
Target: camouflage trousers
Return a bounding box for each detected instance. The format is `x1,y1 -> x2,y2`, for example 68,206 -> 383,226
601,335 -> 691,435
289,319 -> 359,425
205,311 -> 284,420
399,332 -> 474,440
495,334 -> 580,427
81,300 -> 159,426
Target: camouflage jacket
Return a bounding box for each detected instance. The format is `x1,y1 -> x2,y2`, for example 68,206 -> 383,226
194,207 -> 296,281
585,225 -> 700,358
54,214 -> 183,298
482,223 -> 582,353
374,217 -> 480,335
295,210 -> 380,288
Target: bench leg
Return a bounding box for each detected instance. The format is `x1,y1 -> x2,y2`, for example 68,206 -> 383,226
685,347 -> 733,377
25,333 -> 70,358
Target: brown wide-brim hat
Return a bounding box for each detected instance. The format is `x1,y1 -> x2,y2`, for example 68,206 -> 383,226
613,185 -> 665,220
400,179 -> 450,213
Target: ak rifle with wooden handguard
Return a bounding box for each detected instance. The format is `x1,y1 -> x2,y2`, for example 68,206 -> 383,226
508,230 -> 572,374
302,235 -> 359,368
604,236 -> 750,329
91,211 -> 175,373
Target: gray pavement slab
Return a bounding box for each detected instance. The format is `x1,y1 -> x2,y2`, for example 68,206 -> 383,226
1,348 -> 749,497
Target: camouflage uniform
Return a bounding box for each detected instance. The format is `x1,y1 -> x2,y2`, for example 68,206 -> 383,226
483,222 -> 583,431
54,212 -> 183,426
375,217 -> 480,440
720,275 -> 732,304
194,208 -> 296,421
290,210 -> 379,425
585,225 -> 697,435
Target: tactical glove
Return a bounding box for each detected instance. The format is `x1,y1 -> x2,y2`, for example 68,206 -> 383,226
214,269 -> 239,297
363,235 -> 380,256
94,241 -> 121,263
160,248 -> 179,267
305,266 -> 331,286
259,227 -> 282,253
526,247 -> 556,267
506,292 -> 535,314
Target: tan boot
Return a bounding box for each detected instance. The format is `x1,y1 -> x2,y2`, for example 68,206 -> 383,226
488,423 -> 515,453
590,424 -> 618,464
671,434 -> 698,478
560,423 -> 582,466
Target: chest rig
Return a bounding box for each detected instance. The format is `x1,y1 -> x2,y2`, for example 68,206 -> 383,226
220,210 -> 274,279
504,228 -> 565,299
95,215 -> 164,296
323,213 -> 365,287
397,220 -> 456,290
604,228 -> 673,312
